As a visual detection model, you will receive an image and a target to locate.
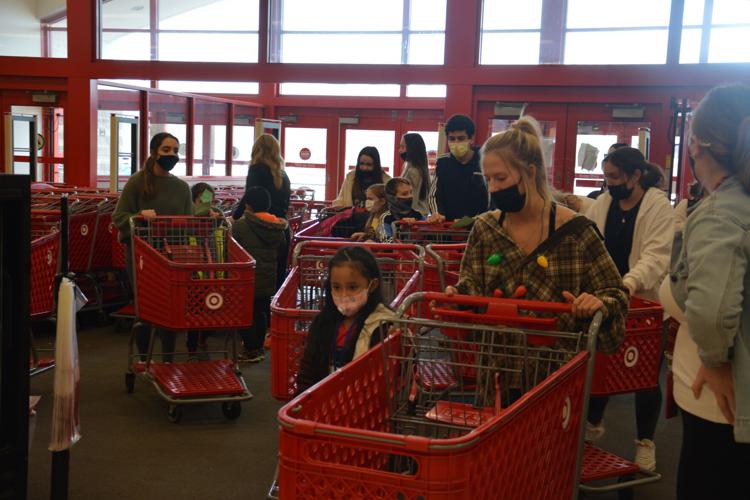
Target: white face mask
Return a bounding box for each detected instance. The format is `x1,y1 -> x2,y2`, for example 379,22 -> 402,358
331,286 -> 370,317
365,199 -> 375,210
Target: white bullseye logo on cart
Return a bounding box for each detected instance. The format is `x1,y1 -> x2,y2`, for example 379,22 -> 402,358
47,249 -> 53,265
206,292 -> 224,310
624,346 -> 639,368
80,224 -> 89,236
562,396 -> 572,430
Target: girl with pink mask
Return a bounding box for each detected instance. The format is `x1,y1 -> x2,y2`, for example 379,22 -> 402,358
296,246 -> 396,393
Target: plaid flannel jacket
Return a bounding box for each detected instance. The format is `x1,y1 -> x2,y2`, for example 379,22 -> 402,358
456,211 -> 628,354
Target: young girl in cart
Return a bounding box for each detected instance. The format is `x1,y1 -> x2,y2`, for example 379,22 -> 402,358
446,116 -> 628,353
296,246 -> 397,392
350,183 -> 387,242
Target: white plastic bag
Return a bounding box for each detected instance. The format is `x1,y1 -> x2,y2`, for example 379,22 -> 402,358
48,277 -> 86,452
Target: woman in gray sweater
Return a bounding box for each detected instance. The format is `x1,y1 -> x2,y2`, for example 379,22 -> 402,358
113,132 -> 193,362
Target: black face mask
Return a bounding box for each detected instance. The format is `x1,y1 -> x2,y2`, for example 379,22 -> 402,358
385,192 -> 414,217
491,184 -> 525,213
400,151 -> 408,161
608,183 -> 634,201
156,155 -> 179,171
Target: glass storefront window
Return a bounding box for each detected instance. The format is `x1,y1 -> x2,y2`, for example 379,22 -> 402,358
232,108 -> 256,177
279,83 -> 401,97
194,101 -> 229,176
681,0 -> 750,63
0,1 -> 67,57
269,0 -> 447,65
99,0 -> 259,62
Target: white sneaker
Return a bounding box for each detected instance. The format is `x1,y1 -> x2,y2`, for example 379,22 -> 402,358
585,421 -> 605,443
634,439 -> 656,471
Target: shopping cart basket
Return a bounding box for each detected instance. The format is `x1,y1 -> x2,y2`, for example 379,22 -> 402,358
127,216 -> 255,422
424,243 -> 467,293
394,220 -> 471,245
270,240 -> 423,401
578,296 -> 663,494
275,292 -> 600,500
29,228 -> 60,376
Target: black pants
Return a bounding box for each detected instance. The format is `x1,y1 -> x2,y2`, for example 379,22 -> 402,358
677,409 -> 750,500
239,296 -> 270,352
125,241 -> 176,362
587,385 -> 662,440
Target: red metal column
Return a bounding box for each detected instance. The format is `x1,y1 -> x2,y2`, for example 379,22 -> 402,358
64,0 -> 97,187
443,0 -> 481,119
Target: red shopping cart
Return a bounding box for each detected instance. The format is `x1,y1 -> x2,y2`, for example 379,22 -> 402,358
275,292 -> 600,500
270,240 -> 423,402
29,227 -> 60,376
578,296 -> 663,495
127,216 -> 255,422
424,243 -> 467,293
393,220 -> 471,245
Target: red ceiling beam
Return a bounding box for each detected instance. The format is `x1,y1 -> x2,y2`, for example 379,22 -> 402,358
3,56 -> 749,88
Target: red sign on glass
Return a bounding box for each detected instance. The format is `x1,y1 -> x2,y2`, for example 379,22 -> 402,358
299,148 -> 311,160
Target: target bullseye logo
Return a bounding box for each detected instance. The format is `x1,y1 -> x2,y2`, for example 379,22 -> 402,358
80,224 -> 89,236
562,396 -> 572,430
624,346 -> 639,367
205,292 -> 224,310
316,261 -> 325,270
47,249 -> 53,265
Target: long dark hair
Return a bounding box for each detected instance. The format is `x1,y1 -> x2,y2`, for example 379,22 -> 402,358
403,133 -> 429,200
143,132 -> 179,200
298,247 -> 387,392
692,83 -> 750,193
605,147 -> 663,190
352,146 -> 384,206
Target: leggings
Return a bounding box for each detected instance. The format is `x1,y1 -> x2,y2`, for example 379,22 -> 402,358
677,409 -> 750,500
125,241 -> 176,362
239,296 -> 271,352
587,386 -> 662,441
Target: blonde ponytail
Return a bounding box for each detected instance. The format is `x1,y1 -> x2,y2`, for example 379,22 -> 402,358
480,115 -> 550,202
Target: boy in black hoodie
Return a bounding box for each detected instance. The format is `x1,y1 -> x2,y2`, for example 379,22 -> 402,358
231,187 -> 289,362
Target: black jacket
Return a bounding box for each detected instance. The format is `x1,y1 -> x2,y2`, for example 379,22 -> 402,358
231,213 -> 288,297
430,147 -> 489,220
233,163 -> 292,220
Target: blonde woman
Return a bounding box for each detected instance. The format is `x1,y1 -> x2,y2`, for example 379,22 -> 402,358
447,117 -> 628,354
233,133 -> 292,288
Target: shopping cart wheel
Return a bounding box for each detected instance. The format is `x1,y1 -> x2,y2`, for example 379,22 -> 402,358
167,404 -> 182,423
125,372 -> 135,393
221,401 -> 242,420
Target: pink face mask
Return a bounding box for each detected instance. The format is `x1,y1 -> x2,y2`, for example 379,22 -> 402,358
331,285 -> 371,317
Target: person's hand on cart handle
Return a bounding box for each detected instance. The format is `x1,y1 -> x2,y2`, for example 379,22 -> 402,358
140,209 -> 157,220
427,213 -> 446,224
444,285 -> 458,296
692,363 -> 736,425
562,291 -> 603,318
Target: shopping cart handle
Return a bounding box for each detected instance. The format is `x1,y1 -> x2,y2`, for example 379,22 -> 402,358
297,239 -> 421,253
419,292 -> 573,314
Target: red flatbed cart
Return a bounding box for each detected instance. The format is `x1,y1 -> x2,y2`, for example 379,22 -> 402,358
127,216 -> 255,422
